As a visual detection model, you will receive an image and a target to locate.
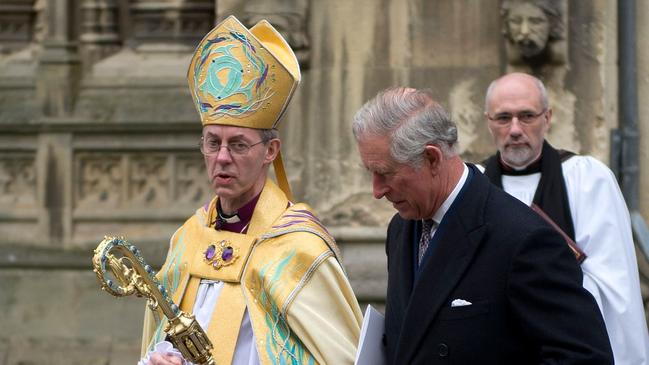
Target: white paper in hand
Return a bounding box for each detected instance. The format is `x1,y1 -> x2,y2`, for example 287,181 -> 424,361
354,305 -> 387,365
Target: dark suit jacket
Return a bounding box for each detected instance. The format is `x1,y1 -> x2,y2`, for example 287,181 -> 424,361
383,164 -> 612,364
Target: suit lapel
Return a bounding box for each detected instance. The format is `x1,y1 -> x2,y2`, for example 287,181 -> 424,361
394,219 -> 415,308
394,165 -> 489,363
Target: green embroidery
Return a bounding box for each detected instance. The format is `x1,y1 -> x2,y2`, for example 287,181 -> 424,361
164,228 -> 187,292
258,250 -> 315,365
149,228 -> 188,349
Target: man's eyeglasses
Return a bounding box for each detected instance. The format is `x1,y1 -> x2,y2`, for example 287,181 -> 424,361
486,109 -> 546,126
199,137 -> 267,156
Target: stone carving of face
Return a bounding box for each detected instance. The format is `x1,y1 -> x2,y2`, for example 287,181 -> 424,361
506,2 -> 551,58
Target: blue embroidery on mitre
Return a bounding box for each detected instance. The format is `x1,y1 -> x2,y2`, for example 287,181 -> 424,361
193,27 -> 274,119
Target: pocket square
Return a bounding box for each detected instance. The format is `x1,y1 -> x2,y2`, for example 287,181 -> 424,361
451,299 -> 472,307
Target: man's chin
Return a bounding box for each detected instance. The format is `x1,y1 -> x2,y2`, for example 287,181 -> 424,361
396,210 -> 419,221
213,187 -> 238,199
503,155 -> 535,169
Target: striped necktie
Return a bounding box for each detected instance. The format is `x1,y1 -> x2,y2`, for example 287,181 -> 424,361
418,219 -> 435,265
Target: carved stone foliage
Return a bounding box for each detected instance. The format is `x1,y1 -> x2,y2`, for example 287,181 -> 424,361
0,153 -> 36,207
176,155 -> 210,204
75,151 -> 208,210
500,0 -> 567,67
76,153 -> 122,208
130,155 -> 169,206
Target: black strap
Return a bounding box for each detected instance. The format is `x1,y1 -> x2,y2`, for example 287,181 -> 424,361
484,141 -> 576,240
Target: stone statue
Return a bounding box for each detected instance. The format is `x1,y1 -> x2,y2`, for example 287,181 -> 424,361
501,0 -> 566,65
241,0 -> 311,68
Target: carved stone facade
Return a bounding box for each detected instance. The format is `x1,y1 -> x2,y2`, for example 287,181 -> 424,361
1,0 -> 648,363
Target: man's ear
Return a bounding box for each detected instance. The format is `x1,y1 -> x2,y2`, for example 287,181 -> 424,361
264,139 -> 281,164
543,108 -> 553,133
484,111 -> 496,139
423,145 -> 443,175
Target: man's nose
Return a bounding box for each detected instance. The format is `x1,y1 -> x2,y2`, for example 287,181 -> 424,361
372,174 -> 389,199
508,118 -> 524,136
215,146 -> 233,162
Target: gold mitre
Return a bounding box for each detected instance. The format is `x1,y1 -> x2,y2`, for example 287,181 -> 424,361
187,15 -> 301,129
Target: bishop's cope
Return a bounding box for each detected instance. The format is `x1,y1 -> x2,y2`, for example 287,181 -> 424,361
139,16 -> 362,365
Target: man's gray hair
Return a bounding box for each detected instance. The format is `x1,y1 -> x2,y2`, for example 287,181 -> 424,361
484,73 -> 549,111
259,128 -> 280,142
352,87 -> 458,167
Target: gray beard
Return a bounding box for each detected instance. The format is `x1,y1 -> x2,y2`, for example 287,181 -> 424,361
502,146 -> 535,168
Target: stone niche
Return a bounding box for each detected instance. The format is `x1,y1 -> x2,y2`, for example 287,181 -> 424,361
0,0 -> 37,54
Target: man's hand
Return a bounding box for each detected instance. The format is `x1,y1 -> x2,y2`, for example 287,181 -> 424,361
147,352 -> 184,365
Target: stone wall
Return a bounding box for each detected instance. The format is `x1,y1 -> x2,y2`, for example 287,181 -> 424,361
0,0 -> 646,363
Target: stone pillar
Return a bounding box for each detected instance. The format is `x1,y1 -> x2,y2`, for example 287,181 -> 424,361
33,0 -> 46,43
36,0 -> 81,117
79,0 -> 121,70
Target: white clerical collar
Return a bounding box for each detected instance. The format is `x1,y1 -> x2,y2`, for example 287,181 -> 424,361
218,211 -> 241,224
431,164 -> 469,225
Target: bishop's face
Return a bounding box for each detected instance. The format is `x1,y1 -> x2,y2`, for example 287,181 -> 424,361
201,125 -> 277,213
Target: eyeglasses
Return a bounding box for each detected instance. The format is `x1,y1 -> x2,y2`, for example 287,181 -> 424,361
199,137 -> 267,156
486,109 -> 546,126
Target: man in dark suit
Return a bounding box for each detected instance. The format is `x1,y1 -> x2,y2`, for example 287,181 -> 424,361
351,87 -> 613,364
